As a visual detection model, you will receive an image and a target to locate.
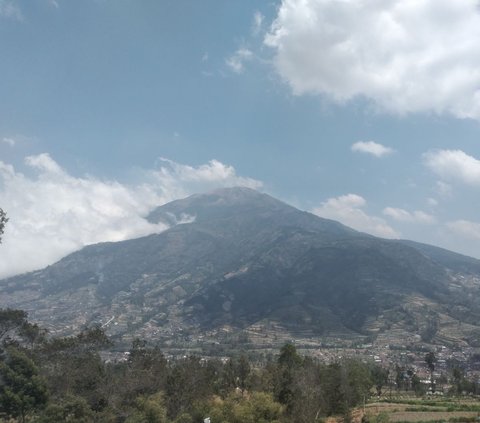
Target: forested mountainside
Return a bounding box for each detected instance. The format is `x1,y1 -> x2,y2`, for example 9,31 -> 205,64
1,187 -> 480,350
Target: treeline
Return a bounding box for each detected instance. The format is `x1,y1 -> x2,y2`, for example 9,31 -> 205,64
0,308 -> 462,423
0,309 -> 375,422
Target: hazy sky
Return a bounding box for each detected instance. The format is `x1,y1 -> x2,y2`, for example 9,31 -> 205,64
1,0 -> 480,278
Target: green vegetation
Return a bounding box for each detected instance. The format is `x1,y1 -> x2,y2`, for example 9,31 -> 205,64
425,352 -> 437,393
380,399 -> 480,410
0,208 -> 7,243
0,347 -> 48,423
394,420 -> 477,423
2,309 -> 480,422
366,397 -> 480,423
0,311 -> 384,422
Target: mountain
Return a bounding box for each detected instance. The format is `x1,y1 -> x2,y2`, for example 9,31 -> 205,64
1,187 -> 480,350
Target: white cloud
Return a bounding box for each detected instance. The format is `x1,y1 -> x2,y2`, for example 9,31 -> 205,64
265,0 -> 480,119
447,220 -> 480,240
435,181 -> 452,198
427,197 -> 438,207
25,153 -> 64,174
312,193 -> 399,238
148,157 -> 262,199
2,137 -> 16,146
383,207 -> 436,224
0,0 -> 22,20
252,11 -> 264,35
226,48 -> 253,74
424,149 -> 480,186
351,141 -> 394,158
0,154 -> 262,278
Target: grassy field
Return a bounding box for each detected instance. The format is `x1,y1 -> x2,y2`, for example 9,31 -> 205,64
362,397 -> 480,423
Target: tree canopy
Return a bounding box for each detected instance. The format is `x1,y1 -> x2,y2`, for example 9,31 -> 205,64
2,308 -> 476,422
0,208 -> 7,243
0,347 -> 49,423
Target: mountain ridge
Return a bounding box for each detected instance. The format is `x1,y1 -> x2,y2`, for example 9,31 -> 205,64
1,187 -> 480,350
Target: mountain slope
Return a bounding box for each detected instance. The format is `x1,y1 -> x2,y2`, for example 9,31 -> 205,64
1,187 -> 480,349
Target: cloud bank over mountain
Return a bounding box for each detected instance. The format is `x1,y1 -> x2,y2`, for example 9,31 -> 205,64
0,154 -> 261,278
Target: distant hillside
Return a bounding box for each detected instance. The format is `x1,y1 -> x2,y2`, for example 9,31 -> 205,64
1,187 -> 480,349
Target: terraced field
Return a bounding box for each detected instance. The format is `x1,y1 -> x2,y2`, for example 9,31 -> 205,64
363,398 -> 480,423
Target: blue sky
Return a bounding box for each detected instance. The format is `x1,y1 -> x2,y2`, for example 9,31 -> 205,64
1,0 -> 480,277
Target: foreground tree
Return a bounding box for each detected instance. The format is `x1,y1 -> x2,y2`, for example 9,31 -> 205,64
274,343 -> 302,415
425,352 -> 437,393
0,208 -> 7,243
237,354 -> 251,393
34,395 -> 94,423
125,392 -> 168,423
165,356 -> 218,419
37,327 -> 112,412
0,347 -> 49,423
0,309 -> 28,346
371,366 -> 389,397
207,391 -> 283,423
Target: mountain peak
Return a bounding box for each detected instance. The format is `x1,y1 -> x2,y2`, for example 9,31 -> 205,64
146,186 -> 291,226
207,185 -> 262,196
192,185 -> 274,202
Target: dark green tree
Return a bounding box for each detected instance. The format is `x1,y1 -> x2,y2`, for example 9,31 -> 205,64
371,365 -> 389,397
34,395 -> 94,423
322,360 -> 372,418
125,392 -> 167,423
425,352 -> 436,393
237,354 -> 251,393
275,343 -> 302,415
124,339 -> 168,402
278,343 -> 302,369
395,366 -> 405,392
165,356 -> 216,419
0,309 -> 28,345
220,358 -> 237,395
36,327 -> 111,412
19,322 -> 47,349
322,363 -> 346,416
452,367 -> 464,395
411,374 -> 425,396
0,208 -> 7,243
0,347 -> 49,423
343,360 -> 372,410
